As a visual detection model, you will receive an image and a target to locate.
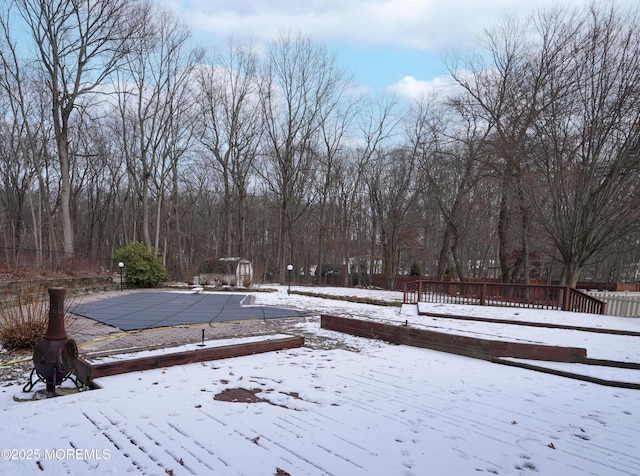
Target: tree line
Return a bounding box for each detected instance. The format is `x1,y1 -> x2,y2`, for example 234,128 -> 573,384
1,0 -> 639,288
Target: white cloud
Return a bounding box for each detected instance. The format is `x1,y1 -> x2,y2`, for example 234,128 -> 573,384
158,0 -> 624,53
156,0 -> 638,93
345,82 -> 372,98
386,74 -> 456,101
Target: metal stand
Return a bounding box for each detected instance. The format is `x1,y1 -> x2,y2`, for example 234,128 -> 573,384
22,368 -> 84,395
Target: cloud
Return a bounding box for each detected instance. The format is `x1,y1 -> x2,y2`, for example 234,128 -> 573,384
156,0 -> 638,94
176,1 -> 449,50
386,75 -> 455,101
158,0 -> 610,53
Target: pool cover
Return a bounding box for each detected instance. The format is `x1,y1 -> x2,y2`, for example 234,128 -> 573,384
70,292 -> 308,331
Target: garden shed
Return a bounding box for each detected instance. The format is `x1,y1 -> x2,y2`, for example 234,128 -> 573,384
197,257 -> 253,288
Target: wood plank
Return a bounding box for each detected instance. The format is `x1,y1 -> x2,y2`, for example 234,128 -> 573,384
321,314 -> 586,362
74,336 -> 304,385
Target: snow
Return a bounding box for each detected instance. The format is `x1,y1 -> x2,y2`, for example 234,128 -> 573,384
1,286 -> 640,475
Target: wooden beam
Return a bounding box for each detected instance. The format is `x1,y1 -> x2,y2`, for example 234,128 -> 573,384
321,314 -> 586,362
74,336 -> 304,385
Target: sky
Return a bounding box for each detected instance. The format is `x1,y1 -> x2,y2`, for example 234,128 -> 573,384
1,286 -> 640,475
157,0 -> 638,100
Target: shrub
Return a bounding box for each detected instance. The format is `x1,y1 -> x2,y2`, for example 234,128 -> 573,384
0,284 -> 81,351
409,262 -> 423,276
113,242 -> 169,288
0,284 -> 48,351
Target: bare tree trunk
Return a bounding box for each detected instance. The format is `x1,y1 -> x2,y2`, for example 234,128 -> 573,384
437,226 -> 454,280
53,104 -> 74,256
497,178 -> 510,282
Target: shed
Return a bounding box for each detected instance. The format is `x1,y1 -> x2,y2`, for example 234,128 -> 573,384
197,258 -> 253,288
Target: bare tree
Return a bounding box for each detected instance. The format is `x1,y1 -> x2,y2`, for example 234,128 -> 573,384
0,5 -> 60,262
114,5 -> 201,253
259,32 -> 347,281
527,3 -> 640,286
313,76 -> 357,284
448,7 -> 581,283
70,115 -> 125,261
12,0 -> 139,257
366,147 -> 419,289
411,97 -> 490,281
196,38 -> 262,259
339,95 -> 399,285
449,3 -> 640,287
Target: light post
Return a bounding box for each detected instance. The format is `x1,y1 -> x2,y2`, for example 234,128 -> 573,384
118,261 -> 125,292
287,264 -> 293,295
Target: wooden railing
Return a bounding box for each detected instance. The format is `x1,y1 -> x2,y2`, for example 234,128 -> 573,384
403,280 -> 606,315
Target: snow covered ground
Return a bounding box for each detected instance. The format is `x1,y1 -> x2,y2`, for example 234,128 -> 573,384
1,286 -> 640,475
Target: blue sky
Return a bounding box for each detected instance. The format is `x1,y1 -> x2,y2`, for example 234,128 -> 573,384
150,1 -> 636,99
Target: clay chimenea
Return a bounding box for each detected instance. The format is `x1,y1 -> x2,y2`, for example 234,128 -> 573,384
24,288 -> 78,395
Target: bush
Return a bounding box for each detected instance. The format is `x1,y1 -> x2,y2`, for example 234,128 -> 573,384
113,242 -> 169,288
0,284 -> 81,351
409,262 -> 423,276
0,284 -> 48,351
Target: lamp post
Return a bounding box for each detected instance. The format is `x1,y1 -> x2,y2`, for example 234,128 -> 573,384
118,261 -> 125,292
287,264 -> 293,295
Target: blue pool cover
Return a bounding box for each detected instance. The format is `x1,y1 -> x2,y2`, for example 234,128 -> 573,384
70,292 -> 308,331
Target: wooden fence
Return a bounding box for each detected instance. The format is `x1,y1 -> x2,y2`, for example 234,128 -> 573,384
403,280 -> 606,315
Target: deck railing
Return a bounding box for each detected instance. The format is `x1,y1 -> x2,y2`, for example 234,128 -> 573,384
403,280 -> 606,315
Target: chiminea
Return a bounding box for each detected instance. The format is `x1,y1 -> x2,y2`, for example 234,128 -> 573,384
30,288 -> 78,395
